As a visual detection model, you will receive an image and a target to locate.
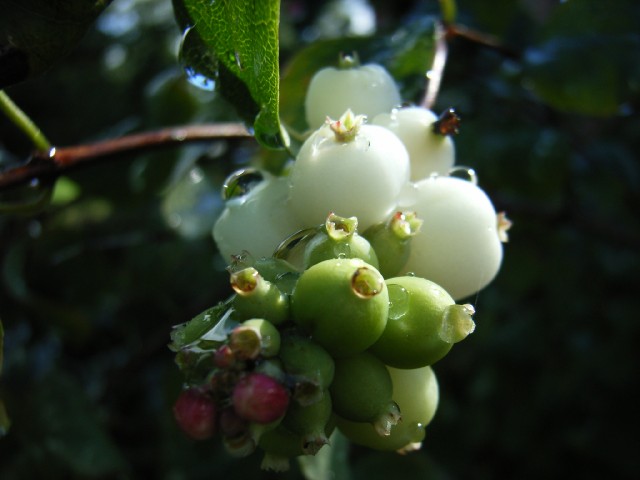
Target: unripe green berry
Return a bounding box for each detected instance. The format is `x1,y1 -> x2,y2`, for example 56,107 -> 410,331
303,213 -> 379,268
231,267 -> 290,326
278,334 -> 335,406
336,365 -> 439,451
363,211 -> 422,277
282,391 -> 333,455
291,258 -> 389,357
329,352 -> 400,436
369,276 -> 475,368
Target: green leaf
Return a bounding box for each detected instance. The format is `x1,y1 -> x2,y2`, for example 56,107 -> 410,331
177,0 -> 283,148
169,300 -> 232,351
524,35 -> 639,117
0,0 -> 112,87
523,0 -> 640,117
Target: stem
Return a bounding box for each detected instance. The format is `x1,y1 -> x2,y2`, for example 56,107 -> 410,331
439,0 -> 457,25
421,21 -> 449,110
0,90 -> 51,151
0,123 -> 252,190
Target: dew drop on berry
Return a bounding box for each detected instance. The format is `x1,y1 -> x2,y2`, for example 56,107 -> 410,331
387,284 -> 409,320
222,168 -> 265,200
448,166 -> 478,185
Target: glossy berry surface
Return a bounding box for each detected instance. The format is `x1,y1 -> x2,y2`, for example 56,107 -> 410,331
232,373 -> 290,424
173,388 -> 217,440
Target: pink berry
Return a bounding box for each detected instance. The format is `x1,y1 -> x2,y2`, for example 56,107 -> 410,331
173,388 -> 217,440
232,373 -> 290,424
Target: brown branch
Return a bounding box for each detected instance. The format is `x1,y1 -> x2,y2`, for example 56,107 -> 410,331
0,123 -> 252,190
445,23 -> 521,60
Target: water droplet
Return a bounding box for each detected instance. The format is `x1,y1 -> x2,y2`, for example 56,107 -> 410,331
183,66 -> 216,90
255,129 -> 286,150
448,166 -> 478,185
222,168 -> 264,200
387,284 -> 409,320
333,242 -> 351,259
179,27 -> 218,92
233,51 -> 244,70
406,271 -> 416,277
273,228 -> 317,260
408,422 -> 426,443
396,182 -> 419,209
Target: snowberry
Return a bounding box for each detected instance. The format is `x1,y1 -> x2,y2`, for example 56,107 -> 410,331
330,352 -> 401,436
302,213 -> 379,269
173,388 -> 217,440
232,373 -> 290,424
305,63 -> 401,129
373,106 -> 456,180
401,175 -> 504,300
369,276 -> 475,368
291,257 -> 389,357
336,365 -> 439,451
289,110 -> 411,231
213,174 -> 305,262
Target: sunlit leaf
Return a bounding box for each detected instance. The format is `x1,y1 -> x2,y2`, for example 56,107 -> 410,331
175,0 -> 283,148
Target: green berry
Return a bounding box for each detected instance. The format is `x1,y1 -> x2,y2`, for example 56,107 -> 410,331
282,391 -> 333,455
369,276 -> 475,368
303,213 -> 379,269
278,334 -> 335,406
363,211 -> 422,277
230,267 -> 290,326
336,365 -> 439,451
291,258 -> 389,357
329,352 -> 400,436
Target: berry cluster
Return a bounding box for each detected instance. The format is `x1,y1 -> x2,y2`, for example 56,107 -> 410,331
171,61 -> 510,471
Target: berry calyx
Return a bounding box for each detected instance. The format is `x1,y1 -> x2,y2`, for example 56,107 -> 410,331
328,109 -> 366,142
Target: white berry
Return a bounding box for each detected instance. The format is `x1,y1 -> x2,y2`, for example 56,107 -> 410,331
374,106 -> 455,180
305,64 -> 402,129
401,176 -> 503,300
289,111 -> 411,231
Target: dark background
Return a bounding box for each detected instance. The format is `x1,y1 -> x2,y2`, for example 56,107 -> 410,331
1,0 -> 639,478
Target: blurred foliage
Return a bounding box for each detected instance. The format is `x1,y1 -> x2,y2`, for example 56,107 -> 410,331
1,0 -> 639,479
0,0 -> 113,88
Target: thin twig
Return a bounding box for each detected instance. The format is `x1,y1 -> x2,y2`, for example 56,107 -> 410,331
421,21 -> 449,110
0,90 -> 51,151
445,24 -> 521,59
0,123 -> 252,190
